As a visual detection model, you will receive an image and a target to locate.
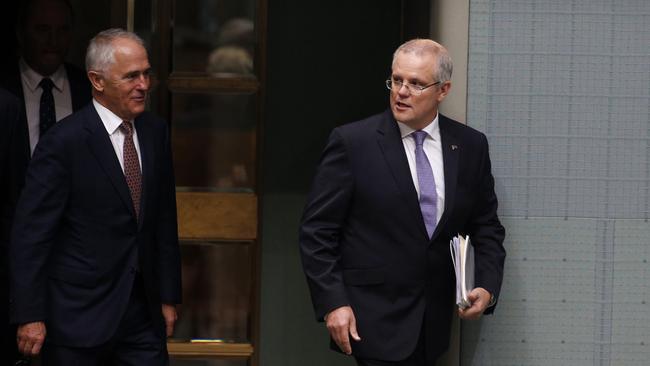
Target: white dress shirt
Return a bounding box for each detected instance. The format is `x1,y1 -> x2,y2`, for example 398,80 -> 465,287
93,99 -> 142,172
19,58 -> 73,155
397,114 -> 446,225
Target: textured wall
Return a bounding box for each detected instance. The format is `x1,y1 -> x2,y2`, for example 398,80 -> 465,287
464,1 -> 650,365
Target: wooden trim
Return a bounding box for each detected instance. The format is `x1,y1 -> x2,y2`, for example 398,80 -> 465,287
168,341 -> 253,358
126,0 -> 135,31
168,74 -> 259,93
176,192 -> 257,241
250,0 -> 268,364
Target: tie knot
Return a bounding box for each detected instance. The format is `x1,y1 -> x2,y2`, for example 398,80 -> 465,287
120,121 -> 134,136
412,130 -> 428,146
39,78 -> 54,91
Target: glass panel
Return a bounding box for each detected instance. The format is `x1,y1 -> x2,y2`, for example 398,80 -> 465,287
173,242 -> 252,341
171,92 -> 256,191
172,359 -> 247,366
173,0 -> 256,76
133,0 -> 154,47
68,0 -> 113,68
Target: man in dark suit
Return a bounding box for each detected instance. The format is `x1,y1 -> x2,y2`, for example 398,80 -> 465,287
299,39 -> 506,365
0,88 -> 22,363
1,1 -> 90,363
1,0 -> 91,202
9,28 -> 181,364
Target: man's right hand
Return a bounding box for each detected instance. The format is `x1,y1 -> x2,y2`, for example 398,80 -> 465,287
325,306 -> 361,355
17,321 -> 46,357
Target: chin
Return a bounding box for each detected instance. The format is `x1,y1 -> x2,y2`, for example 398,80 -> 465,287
391,109 -> 410,122
131,103 -> 146,113
131,109 -> 145,117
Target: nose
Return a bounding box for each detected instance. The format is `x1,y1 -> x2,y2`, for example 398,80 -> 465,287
46,29 -> 56,46
397,83 -> 411,96
136,74 -> 150,90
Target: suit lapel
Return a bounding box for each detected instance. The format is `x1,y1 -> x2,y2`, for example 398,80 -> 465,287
83,105 -> 138,220
134,115 -> 153,229
431,115 -> 459,241
376,110 -> 430,239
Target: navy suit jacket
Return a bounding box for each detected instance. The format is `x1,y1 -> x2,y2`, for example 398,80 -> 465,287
299,110 -> 506,361
0,62 -> 92,213
0,88 -> 21,359
0,88 -> 21,263
9,103 -> 182,347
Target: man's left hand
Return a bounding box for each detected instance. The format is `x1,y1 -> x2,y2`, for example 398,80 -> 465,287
161,304 -> 178,337
458,287 -> 491,320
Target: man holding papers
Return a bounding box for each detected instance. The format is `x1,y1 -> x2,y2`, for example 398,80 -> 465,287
299,39 -> 505,365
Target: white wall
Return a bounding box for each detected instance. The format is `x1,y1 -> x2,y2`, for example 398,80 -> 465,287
431,0 -> 470,124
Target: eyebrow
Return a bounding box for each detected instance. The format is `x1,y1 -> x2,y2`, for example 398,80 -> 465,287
392,75 -> 428,85
123,68 -> 151,78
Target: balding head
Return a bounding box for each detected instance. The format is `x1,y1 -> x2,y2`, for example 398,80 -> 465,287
393,39 -> 453,83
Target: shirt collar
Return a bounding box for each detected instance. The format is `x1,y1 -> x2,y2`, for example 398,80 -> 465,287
396,113 -> 440,140
93,99 -> 132,135
19,58 -> 67,93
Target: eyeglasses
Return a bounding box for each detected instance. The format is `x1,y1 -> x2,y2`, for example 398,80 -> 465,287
385,78 -> 441,96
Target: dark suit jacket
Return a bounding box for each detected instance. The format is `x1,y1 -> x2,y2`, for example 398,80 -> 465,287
0,62 -> 92,214
9,103 -> 182,347
0,88 -> 21,361
299,110 -> 506,361
0,88 -> 21,266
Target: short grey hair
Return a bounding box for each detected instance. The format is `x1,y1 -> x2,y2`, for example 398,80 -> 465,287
392,39 -> 453,83
85,28 -> 146,73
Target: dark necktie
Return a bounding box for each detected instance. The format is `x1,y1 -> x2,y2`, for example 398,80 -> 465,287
39,78 -> 56,136
120,121 -> 142,221
412,130 -> 438,238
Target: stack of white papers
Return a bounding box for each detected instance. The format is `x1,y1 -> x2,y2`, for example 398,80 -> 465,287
450,234 -> 475,309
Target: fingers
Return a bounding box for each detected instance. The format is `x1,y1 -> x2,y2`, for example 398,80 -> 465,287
458,288 -> 491,320
166,318 -> 174,337
17,322 -> 46,357
466,291 -> 479,303
326,306 -> 361,355
162,304 -> 177,337
31,338 -> 44,357
349,314 -> 361,342
327,313 -> 351,354
458,305 -> 481,320
335,325 -> 352,354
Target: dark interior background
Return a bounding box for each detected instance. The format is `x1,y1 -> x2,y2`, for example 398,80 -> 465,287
260,1 -> 431,365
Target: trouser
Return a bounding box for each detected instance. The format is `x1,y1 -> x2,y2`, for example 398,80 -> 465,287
42,276 -> 168,366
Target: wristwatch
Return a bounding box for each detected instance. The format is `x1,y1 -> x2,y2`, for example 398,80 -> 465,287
488,293 -> 496,308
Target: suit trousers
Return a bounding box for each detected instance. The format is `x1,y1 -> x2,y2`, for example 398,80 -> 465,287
355,323 -> 435,366
2,271 -> 21,364
42,275 -> 168,366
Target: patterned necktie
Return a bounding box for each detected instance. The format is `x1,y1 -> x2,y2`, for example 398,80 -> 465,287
39,78 -> 56,136
412,130 -> 438,238
120,121 -> 142,221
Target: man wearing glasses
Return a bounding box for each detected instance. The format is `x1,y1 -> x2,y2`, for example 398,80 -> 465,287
299,39 -> 506,365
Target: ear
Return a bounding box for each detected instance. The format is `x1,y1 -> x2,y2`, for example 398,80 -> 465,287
437,81 -> 452,102
87,71 -> 105,92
